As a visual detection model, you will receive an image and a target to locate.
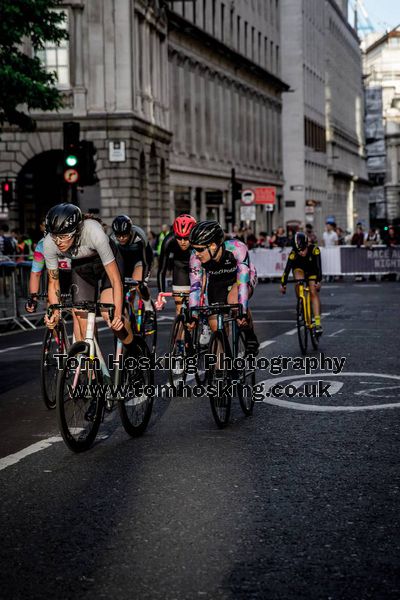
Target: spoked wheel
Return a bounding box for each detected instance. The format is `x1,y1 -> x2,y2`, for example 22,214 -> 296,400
235,330 -> 256,416
207,331 -> 231,428
56,342 -> 104,453
193,320 -> 208,386
297,298 -> 308,355
168,315 -> 188,390
118,336 -> 154,437
41,322 -> 68,410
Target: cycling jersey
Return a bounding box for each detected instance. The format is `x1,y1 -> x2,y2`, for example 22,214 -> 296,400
189,239 -> 257,313
32,238 -> 71,273
111,225 -> 153,280
281,245 -> 322,286
44,219 -> 115,269
43,219 -> 123,303
157,233 -> 191,292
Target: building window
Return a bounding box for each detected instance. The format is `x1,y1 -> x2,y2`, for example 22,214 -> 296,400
36,9 -> 69,87
221,3 -> 225,42
212,0 -> 216,36
244,21 -> 248,56
237,16 -> 241,52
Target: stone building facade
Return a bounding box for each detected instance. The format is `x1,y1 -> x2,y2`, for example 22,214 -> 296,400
0,0 -> 171,234
363,27 -> 400,224
167,1 -> 288,230
0,0 -> 287,237
281,0 -> 369,237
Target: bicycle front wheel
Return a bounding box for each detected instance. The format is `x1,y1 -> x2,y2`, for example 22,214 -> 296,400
118,336 -> 154,437
207,331 -> 232,428
235,330 -> 255,416
297,297 -> 308,355
168,315 -> 187,390
56,342 -> 104,453
41,322 -> 68,410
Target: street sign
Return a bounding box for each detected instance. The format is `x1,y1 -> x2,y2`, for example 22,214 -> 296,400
254,187 -> 276,205
240,205 -> 256,221
63,168 -> 79,184
265,204 -> 274,212
241,189 -> 255,205
109,141 -> 126,162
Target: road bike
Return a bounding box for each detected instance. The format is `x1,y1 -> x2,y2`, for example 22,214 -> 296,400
124,277 -> 157,354
191,303 -> 256,428
295,278 -> 321,355
40,293 -> 72,410
157,291 -> 209,390
49,300 -> 154,453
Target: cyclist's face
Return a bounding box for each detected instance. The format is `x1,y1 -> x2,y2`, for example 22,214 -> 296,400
51,233 -> 75,251
299,248 -> 308,257
176,237 -> 190,250
193,243 -> 217,263
116,233 -> 130,245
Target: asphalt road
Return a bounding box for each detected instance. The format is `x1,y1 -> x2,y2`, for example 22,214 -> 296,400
1,281 -> 399,599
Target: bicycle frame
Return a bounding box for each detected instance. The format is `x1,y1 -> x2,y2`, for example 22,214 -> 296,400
296,280 -> 313,329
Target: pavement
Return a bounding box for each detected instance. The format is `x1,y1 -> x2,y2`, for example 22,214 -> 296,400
0,281 -> 399,599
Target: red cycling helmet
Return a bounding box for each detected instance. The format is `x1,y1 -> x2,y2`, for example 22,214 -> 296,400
173,214 -> 197,238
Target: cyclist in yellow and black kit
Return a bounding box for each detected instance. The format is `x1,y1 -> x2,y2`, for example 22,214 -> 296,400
280,231 -> 323,335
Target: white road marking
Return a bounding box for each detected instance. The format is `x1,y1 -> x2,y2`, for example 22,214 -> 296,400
0,436 -> 63,471
284,328 -> 298,336
0,340 -> 42,354
328,328 -> 345,337
254,319 -> 295,323
259,340 -> 276,349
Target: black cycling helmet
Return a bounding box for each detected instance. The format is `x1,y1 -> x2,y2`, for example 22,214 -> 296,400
112,215 -> 132,235
45,203 -> 82,235
293,231 -> 308,252
189,221 -> 224,247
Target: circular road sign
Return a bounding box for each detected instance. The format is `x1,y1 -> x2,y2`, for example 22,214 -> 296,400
64,168 -> 79,184
241,189 -> 255,205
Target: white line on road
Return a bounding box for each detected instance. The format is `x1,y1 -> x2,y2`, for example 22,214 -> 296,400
259,340 -> 276,349
328,328 -> 346,338
284,328 -> 298,336
0,436 -> 63,472
0,340 -> 42,354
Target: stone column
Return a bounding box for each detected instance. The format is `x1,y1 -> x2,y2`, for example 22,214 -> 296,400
73,6 -> 87,116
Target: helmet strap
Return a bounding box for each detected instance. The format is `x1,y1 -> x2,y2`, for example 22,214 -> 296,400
209,243 -> 221,261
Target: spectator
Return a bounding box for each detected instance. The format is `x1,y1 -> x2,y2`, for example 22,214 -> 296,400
275,226 -> 287,248
0,223 -> 15,256
386,226 -> 399,248
147,229 -> 157,251
365,228 -> 381,247
269,229 -> 277,248
351,223 -> 366,247
323,221 -> 338,247
156,223 -> 170,256
246,232 -> 257,250
305,223 -> 318,245
257,231 -> 267,247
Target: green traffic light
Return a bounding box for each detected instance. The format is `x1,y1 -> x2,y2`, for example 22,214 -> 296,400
66,154 -> 78,167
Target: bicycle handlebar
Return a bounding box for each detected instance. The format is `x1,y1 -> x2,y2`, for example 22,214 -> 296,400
189,303 -> 243,319
47,302 -> 115,321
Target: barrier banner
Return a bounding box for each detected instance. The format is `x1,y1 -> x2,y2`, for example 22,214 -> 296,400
340,246 -> 400,274
249,247 -> 342,277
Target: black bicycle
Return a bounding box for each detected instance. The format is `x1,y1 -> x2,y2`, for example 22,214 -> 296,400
191,303 -> 256,428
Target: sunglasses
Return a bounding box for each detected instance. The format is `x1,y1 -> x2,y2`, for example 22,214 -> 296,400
50,231 -> 76,243
192,246 -> 209,254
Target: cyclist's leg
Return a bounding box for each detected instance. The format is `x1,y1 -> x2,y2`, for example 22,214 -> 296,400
308,276 -> 322,329
70,264 -> 97,341
293,268 -> 305,290
227,283 -> 259,353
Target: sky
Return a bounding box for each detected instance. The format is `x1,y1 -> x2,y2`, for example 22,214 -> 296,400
357,0 -> 400,32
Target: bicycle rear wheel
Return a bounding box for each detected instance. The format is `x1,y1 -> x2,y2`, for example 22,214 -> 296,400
56,342 -> 104,453
235,330 -> 255,416
168,315 -> 187,390
118,336 -> 154,437
143,299 -> 158,353
207,331 -> 231,428
41,322 -> 68,410
297,297 -> 308,355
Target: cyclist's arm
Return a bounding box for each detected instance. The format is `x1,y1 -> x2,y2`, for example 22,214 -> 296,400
30,239 -> 45,296
157,234 -> 173,292
189,252 -> 204,312
313,247 -> 322,282
230,241 -> 251,313
104,260 -> 123,320
281,252 -> 295,286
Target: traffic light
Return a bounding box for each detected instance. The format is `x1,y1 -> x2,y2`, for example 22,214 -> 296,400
1,180 -> 13,207
79,140 -> 98,186
63,121 -> 80,184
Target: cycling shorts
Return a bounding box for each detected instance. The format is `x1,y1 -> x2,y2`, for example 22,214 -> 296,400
71,241 -> 123,303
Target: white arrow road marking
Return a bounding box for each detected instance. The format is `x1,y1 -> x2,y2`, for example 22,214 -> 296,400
328,328 -> 345,337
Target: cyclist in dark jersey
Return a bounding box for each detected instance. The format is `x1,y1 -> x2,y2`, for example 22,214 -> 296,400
188,221 -> 259,354
156,214 -> 196,314
280,231 -> 323,334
